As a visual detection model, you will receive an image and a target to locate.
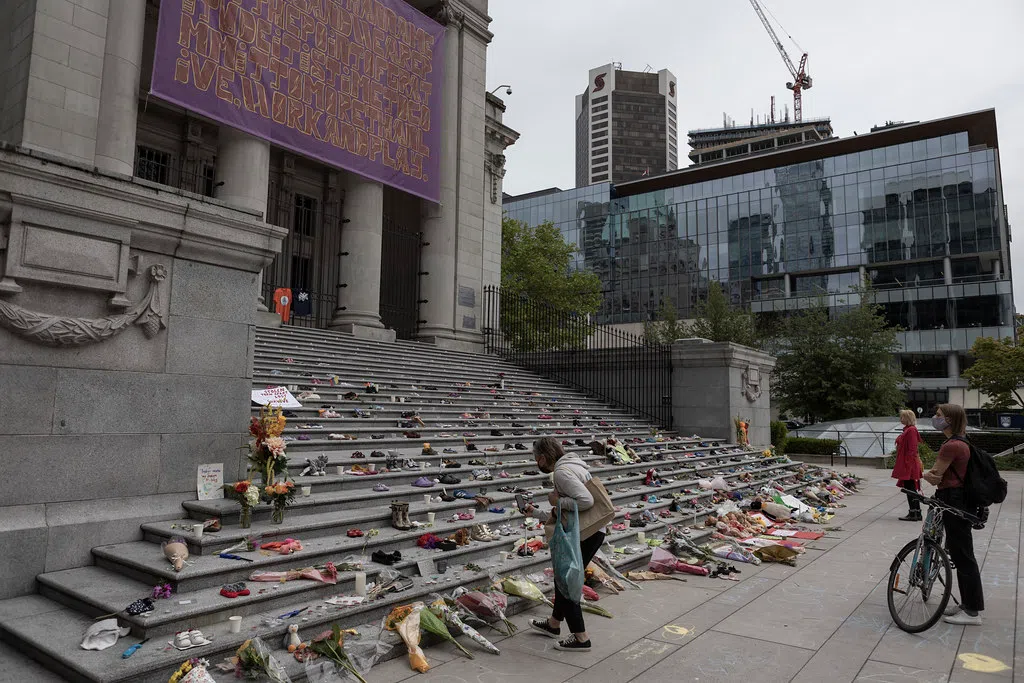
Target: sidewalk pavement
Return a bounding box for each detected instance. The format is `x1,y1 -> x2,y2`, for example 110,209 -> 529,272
369,465 -> 1022,683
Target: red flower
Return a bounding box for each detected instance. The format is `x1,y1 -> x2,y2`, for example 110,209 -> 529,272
234,481 -> 249,493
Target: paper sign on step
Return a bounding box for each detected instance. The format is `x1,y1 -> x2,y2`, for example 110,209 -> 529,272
197,464 -> 224,500
252,386 -> 302,408
416,559 -> 436,577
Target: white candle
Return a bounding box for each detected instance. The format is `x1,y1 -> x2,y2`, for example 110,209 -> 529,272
427,512 -> 436,524
637,531 -> 646,543
354,572 -> 367,596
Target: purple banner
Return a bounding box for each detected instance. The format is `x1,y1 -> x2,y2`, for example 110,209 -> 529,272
151,0 -> 444,202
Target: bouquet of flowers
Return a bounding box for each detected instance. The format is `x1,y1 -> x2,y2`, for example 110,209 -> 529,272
248,405 -> 289,485
416,604 -> 474,659
430,598 -> 500,654
233,638 -> 291,682
453,590 -> 516,634
307,625 -> 367,683
263,480 -> 297,523
227,480 -> 261,528
384,605 -> 428,673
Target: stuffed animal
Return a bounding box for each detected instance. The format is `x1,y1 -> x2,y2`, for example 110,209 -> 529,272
283,623 -> 302,652
300,455 -> 329,477
162,538 -> 189,572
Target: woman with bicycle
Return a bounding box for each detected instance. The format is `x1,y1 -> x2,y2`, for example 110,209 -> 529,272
922,403 -> 984,626
892,409 -> 923,521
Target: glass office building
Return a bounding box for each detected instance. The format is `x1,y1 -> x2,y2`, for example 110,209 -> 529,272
504,110 -> 1014,412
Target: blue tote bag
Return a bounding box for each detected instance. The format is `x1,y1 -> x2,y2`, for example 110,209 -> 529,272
551,501 -> 585,603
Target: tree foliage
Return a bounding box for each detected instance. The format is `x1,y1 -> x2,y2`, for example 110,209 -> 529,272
643,299 -> 687,345
499,216 -> 602,351
772,289 -> 907,422
961,337 -> 1024,409
686,281 -> 760,347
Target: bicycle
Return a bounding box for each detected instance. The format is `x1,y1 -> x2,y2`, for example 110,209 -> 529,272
886,492 -> 980,633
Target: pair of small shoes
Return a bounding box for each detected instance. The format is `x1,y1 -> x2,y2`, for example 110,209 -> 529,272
371,550 -> 402,566
438,539 -> 457,551
412,477 -> 435,488
347,529 -> 364,538
488,506 -> 505,514
498,524 -> 514,536
457,511 -> 475,520
471,524 -> 499,541
219,583 -> 250,599
373,483 -> 390,492
439,473 -> 461,485
173,629 -> 213,650
611,522 -> 627,531
351,451 -> 366,459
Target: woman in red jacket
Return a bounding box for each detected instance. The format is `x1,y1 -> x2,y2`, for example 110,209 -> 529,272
892,409 -> 923,521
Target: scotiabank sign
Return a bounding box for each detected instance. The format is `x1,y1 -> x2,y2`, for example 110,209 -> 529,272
151,0 -> 445,202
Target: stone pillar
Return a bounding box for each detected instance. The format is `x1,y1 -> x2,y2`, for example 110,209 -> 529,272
415,12 -> 461,343
93,1 -> 146,175
948,352 -> 961,380
943,256 -> 953,285
783,273 -> 792,297
330,174 -> 394,340
672,339 -> 776,446
214,127 -> 272,316
992,259 -> 1002,280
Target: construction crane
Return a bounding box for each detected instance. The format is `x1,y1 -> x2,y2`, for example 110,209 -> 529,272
748,0 -> 812,122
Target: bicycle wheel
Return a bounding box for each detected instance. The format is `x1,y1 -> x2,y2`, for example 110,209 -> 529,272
887,537 -> 952,633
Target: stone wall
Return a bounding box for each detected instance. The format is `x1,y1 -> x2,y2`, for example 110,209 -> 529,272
0,146 -> 285,599
672,339 -> 776,446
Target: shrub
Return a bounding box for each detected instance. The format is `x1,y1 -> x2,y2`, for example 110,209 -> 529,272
784,437 -> 840,456
884,441 -> 937,470
770,421 -> 788,453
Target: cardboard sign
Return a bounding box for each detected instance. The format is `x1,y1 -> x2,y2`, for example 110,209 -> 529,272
251,386 -> 302,409
197,463 -> 224,501
416,559 -> 436,578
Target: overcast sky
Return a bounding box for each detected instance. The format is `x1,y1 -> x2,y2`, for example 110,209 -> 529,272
485,0 -> 1024,310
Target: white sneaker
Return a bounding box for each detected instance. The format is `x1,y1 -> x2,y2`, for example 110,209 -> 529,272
943,612 -> 982,626
944,603 -> 961,616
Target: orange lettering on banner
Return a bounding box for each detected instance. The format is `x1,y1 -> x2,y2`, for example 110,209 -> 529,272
174,0 -> 436,182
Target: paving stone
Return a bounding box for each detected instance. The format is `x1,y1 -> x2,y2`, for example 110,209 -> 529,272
640,630 -> 813,682
854,660 -> 953,683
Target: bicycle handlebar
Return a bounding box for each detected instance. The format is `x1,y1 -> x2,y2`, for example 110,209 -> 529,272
906,491 -> 982,524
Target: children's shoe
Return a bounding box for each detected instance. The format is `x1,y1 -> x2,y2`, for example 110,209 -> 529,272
554,635 -> 591,651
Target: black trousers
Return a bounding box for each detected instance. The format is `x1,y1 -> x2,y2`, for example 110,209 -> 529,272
936,487 -> 985,613
900,480 -> 921,512
551,531 -> 605,634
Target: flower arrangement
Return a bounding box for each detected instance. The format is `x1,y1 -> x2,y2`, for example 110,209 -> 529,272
263,480 -> 296,524
228,480 -> 260,529
248,405 -> 288,486
152,583 -> 173,600
168,657 -> 210,683
308,624 -> 368,683
233,638 -> 289,682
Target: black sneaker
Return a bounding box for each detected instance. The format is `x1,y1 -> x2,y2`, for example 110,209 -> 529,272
554,634 -> 591,651
529,619 -> 560,639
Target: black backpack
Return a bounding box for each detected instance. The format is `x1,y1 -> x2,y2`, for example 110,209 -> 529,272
950,436 -> 1007,508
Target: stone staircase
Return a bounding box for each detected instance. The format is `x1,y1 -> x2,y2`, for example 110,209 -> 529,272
0,326 -> 830,682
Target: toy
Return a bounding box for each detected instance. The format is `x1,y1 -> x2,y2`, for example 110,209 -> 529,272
162,538 -> 189,572
283,624 -> 302,652
300,455 -> 329,477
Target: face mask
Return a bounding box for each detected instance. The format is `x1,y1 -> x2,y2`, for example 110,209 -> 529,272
932,416 -> 949,431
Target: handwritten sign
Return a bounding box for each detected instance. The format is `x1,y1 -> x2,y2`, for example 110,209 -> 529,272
151,0 -> 445,201
252,385 -> 302,408
197,463 -> 225,500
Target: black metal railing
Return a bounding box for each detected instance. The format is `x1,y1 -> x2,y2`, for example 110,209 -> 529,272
482,285 -> 673,428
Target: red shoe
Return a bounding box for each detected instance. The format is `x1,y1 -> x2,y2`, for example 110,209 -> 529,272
347,529 -> 364,537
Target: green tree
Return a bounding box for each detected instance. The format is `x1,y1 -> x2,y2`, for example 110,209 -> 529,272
685,281 -> 760,347
961,337 -> 1024,409
643,298 -> 687,345
772,288 -> 907,422
500,215 -> 601,351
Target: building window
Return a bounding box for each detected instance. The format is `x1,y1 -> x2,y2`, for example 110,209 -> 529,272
593,155 -> 608,164
592,164 -> 608,173
291,255 -> 311,291
593,121 -> 608,131
593,173 -> 608,181
135,146 -> 172,185
593,95 -> 608,104
592,103 -> 608,113
293,193 -> 319,237
593,112 -> 608,122
591,131 -> 608,141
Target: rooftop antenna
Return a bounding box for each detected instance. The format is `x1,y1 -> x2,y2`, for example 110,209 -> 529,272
643,64 -> 653,73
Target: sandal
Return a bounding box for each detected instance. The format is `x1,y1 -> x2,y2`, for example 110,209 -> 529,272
457,511 -> 475,520
347,529 -> 364,538
373,483 -> 390,492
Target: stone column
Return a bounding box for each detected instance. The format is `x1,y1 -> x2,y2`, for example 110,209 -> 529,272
214,127 -> 272,315
943,256 -> 953,285
672,339 -> 776,446
415,11 -> 461,342
948,352 -> 961,380
93,0 -> 147,175
330,174 -> 394,340
783,273 -> 792,297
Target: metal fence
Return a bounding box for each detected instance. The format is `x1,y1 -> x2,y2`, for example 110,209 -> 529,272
482,285 -> 674,428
